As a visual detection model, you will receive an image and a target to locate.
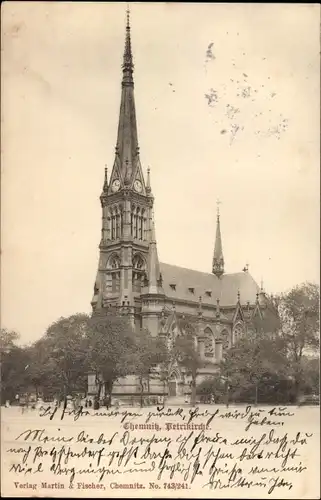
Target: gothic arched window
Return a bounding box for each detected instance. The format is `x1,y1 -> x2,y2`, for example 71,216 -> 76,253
107,212 -> 111,240
132,254 -> 145,293
140,209 -> 145,240
111,273 -> 120,293
221,329 -> 230,351
110,207 -> 116,240
108,254 -> 121,270
233,322 -> 244,344
135,207 -> 140,239
106,254 -> 121,295
119,207 -> 123,238
131,204 -> 135,237
204,327 -> 215,358
133,254 -> 145,270
111,258 -> 119,269
115,208 -> 120,239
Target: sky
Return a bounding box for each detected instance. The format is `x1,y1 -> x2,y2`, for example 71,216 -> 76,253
1,2 -> 320,344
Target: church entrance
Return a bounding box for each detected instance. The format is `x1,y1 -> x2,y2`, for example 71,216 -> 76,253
168,380 -> 177,397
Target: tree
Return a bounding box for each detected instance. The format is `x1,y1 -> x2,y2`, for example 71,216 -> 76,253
86,311 -> 136,400
25,338 -> 62,399
37,314 -> 90,400
277,282 -> 319,401
0,328 -> 20,353
172,318 -> 203,407
197,376 -> 226,404
127,329 -> 169,407
1,345 -> 31,403
300,356 -> 320,395
220,329 -> 288,406
0,328 -> 26,403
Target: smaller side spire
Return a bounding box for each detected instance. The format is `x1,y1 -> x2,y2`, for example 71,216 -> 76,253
146,167 -> 152,195
212,200 -> 225,278
144,210 -> 164,296
150,210 -> 156,242
103,166 -> 108,192
260,277 -> 264,292
258,278 -> 267,306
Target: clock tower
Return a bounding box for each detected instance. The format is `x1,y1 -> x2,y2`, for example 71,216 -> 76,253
91,10 -> 160,329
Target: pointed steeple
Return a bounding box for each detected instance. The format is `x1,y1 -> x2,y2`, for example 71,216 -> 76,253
145,211 -> 164,295
212,200 -> 225,277
233,289 -> 245,323
122,8 -> 134,87
103,167 -> 108,192
110,7 -> 141,189
258,278 -> 267,306
146,167 -> 152,196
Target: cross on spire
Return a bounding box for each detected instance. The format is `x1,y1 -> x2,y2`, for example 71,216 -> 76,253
243,261 -> 249,272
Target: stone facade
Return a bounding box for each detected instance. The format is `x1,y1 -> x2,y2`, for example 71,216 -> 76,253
88,12 -> 278,400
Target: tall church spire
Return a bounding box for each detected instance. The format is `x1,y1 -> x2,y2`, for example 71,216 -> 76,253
122,7 -> 134,86
212,200 -> 225,278
110,6 -> 141,188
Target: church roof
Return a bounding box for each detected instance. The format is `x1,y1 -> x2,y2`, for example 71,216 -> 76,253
159,262 -> 260,307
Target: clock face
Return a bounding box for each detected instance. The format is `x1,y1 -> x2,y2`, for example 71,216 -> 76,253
133,180 -> 142,193
111,179 -> 120,192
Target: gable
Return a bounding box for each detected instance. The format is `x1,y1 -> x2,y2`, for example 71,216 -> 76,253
130,157 -> 147,196
233,303 -> 245,323
108,157 -> 124,194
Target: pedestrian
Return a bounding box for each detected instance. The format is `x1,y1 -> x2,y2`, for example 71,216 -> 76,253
93,396 -> 99,410
20,394 -> 26,414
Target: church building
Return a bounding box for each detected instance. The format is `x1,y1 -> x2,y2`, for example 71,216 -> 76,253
89,12 -> 277,400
